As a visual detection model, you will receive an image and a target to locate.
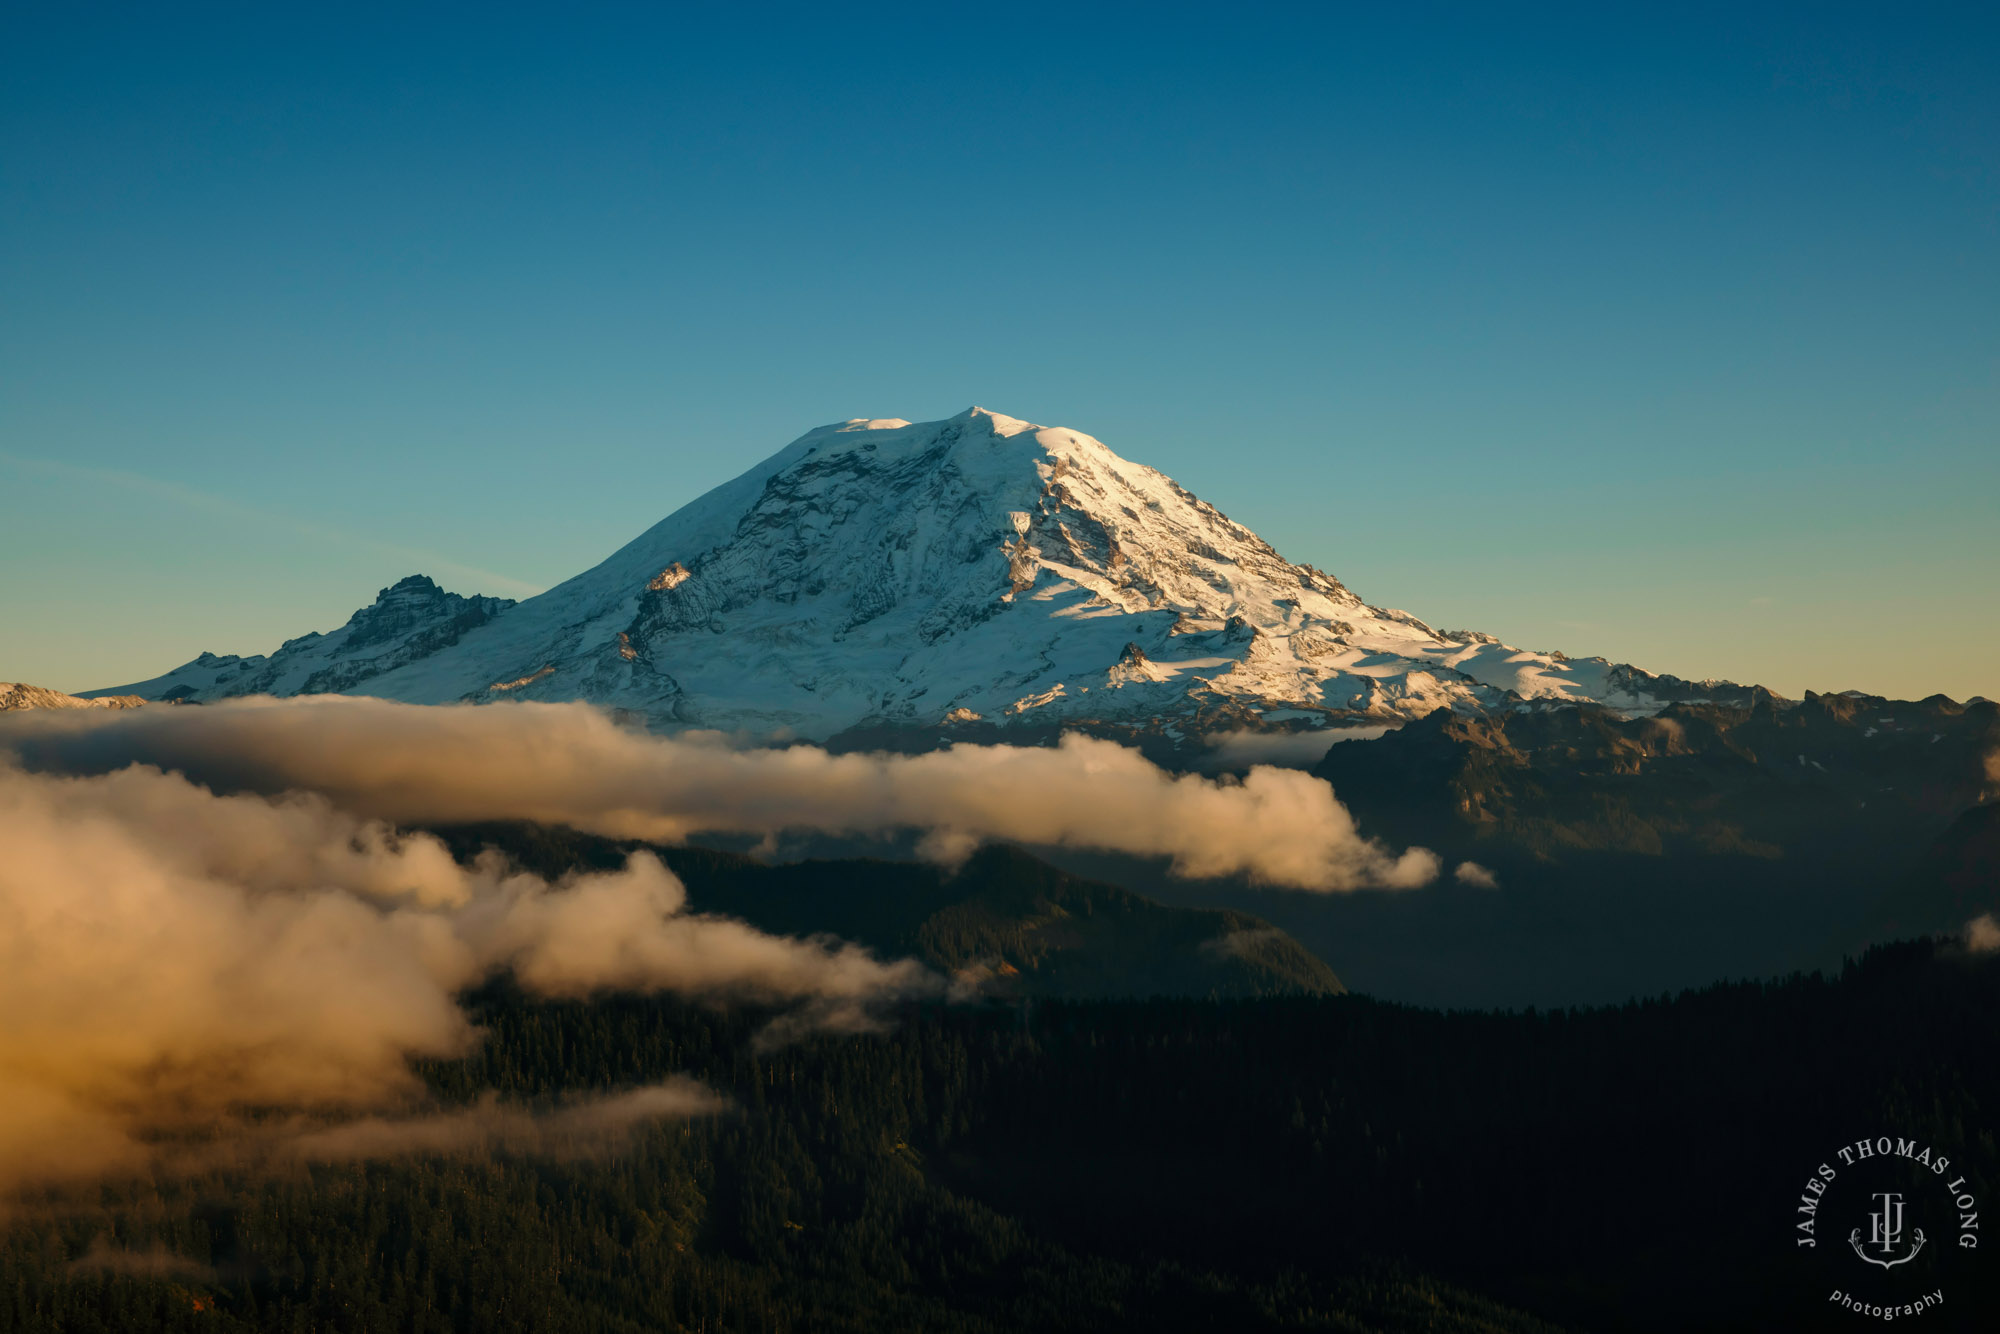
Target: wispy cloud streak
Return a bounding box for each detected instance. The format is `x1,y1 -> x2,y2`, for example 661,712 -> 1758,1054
0,450 -> 544,599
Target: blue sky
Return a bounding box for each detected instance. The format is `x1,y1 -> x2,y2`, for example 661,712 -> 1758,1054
3,3 -> 1995,699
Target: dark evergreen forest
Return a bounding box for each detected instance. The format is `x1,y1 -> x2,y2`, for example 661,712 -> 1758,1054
5,936 -> 1995,1333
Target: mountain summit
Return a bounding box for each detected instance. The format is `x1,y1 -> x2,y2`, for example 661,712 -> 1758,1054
91,408 -> 1748,737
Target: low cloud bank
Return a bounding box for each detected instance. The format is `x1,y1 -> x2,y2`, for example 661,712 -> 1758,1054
1196,726 -> 1394,772
66,1240 -> 218,1281
1,696 -> 1442,892
275,1081 -> 727,1164
1967,914 -> 2000,954
0,758 -> 928,1193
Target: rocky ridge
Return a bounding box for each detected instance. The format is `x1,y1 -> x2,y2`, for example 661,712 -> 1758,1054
0,683 -> 147,711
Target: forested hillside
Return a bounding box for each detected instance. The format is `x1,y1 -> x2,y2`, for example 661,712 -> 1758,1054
5,939 -> 1995,1333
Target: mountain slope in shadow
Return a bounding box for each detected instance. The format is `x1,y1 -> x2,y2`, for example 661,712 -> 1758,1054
1028,690 -> 1999,1008
427,822 -> 1343,1000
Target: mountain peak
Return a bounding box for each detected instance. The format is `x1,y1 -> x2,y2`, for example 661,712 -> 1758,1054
957,405 -> 1038,436
795,407 -> 1043,465
817,415 -> 913,437
87,576 -> 515,704
91,409 -> 1754,738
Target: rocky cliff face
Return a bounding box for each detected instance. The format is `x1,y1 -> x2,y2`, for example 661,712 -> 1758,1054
90,408 -> 1751,739
91,575 -> 514,703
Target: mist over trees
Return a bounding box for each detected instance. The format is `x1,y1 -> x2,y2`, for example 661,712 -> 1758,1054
7,937 -> 1995,1333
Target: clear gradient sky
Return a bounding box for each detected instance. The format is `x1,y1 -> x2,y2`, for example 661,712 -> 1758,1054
3,3 -> 1995,700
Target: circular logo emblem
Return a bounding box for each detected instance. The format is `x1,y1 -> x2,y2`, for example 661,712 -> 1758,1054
1794,1134 -> 1979,1322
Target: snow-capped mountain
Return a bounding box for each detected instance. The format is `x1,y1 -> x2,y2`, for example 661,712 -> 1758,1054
89,408 -> 1752,738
